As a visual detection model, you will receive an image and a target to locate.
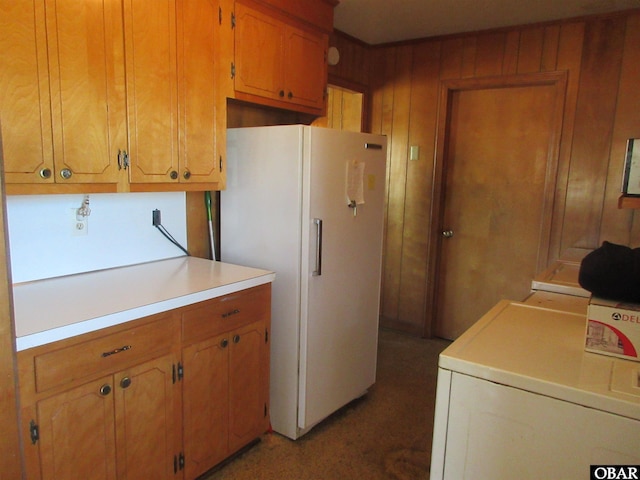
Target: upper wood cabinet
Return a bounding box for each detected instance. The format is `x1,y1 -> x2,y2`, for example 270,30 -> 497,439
233,0 -> 333,115
0,0 -> 224,194
126,0 -> 222,189
0,0 -> 126,189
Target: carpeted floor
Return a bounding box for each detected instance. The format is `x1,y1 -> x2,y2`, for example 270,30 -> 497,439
200,329 -> 451,480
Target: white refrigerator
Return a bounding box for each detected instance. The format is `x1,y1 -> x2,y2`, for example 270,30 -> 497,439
221,125 -> 387,440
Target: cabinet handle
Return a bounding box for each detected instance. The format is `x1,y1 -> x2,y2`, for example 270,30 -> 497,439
220,338 -> 229,348
233,334 -> 240,344
120,377 -> 132,389
101,345 -> 132,357
59,168 -> 72,180
99,384 -> 112,396
39,168 -> 52,179
170,170 -> 178,180
222,308 -> 240,318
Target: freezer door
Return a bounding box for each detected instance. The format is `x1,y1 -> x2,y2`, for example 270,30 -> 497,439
298,127 -> 387,430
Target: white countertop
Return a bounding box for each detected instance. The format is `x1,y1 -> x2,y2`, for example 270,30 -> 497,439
13,257 -> 275,351
530,260 -> 590,297
439,300 -> 640,421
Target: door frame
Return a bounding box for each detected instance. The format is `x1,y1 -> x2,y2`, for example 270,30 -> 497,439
425,71 -> 568,337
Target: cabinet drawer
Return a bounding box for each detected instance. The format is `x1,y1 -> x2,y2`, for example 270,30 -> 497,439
182,284 -> 270,344
33,313 -> 176,393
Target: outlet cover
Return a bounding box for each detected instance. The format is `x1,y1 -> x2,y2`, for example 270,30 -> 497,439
70,209 -> 88,236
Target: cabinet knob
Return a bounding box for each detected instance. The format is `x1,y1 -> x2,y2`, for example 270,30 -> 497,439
120,377 -> 132,389
233,334 -> 240,344
279,90 -> 285,98
39,168 -> 52,179
170,170 -> 178,180
183,170 -> 191,180
60,168 -> 73,180
220,338 -> 229,348
99,384 -> 112,396
288,91 -> 293,99
442,230 -> 454,238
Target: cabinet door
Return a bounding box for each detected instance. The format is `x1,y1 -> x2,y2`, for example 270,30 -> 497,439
124,0 -> 180,184
44,0 -> 126,184
177,0 -> 220,184
182,334 -> 229,480
36,376 -> 117,480
228,320 -> 268,453
0,0 -> 54,184
234,3 -> 284,101
283,25 -> 327,110
114,354 -> 179,480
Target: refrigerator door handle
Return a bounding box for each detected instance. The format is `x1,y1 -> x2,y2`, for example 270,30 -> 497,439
313,218 -> 323,276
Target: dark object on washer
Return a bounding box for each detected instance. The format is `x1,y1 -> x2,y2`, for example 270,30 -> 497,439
578,241 -> 640,303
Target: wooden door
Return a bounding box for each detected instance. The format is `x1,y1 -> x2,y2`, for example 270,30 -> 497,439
284,25 -> 327,109
114,354 -> 178,479
124,0 -> 179,184
234,2 -> 284,100
0,0 -> 54,184
44,0 -> 126,184
433,75 -> 566,340
228,320 -> 266,453
177,0 -> 220,184
37,376 -> 117,480
182,334 -> 229,480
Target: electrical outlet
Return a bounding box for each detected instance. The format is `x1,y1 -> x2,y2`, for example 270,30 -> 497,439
70,209 -> 88,236
152,209 -> 161,226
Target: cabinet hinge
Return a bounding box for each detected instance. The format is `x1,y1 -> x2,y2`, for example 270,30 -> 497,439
29,420 -> 39,445
264,403 -> 267,418
265,328 -> 269,344
117,149 -> 130,170
219,155 -> 223,172
231,62 -> 235,79
173,452 -> 185,474
219,6 -> 222,25
231,12 -> 236,29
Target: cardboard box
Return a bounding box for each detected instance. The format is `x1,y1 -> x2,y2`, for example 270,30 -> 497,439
585,296 -> 640,362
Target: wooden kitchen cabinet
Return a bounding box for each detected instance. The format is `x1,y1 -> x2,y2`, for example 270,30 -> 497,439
126,0 -> 222,189
0,0 -> 126,190
0,0 -> 224,194
233,0 -> 330,115
181,284 -> 271,479
17,313 -> 183,479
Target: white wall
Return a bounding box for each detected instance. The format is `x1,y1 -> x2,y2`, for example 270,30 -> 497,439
6,192 -> 188,283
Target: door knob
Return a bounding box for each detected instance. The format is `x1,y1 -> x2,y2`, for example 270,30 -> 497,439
442,230 -> 454,238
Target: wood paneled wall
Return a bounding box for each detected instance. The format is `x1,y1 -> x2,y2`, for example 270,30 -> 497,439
336,10 -> 640,336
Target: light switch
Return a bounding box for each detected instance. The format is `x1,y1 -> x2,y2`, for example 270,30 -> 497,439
410,145 -> 419,161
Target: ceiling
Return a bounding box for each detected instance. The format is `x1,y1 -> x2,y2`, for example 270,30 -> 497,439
333,0 -> 640,44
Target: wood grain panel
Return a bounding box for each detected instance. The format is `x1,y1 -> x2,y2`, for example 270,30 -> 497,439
396,42 -> 442,336
563,16 -> 625,250
502,30 -> 520,74
328,31 -> 370,87
461,37 -> 477,78
517,27 -> 544,73
601,13 -> 640,246
380,47 -> 412,323
439,38 -> 464,79
548,21 -> 585,260
474,33 -> 506,77
541,25 -> 560,71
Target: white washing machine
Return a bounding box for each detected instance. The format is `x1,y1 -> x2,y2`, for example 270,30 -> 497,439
430,300 -> 640,479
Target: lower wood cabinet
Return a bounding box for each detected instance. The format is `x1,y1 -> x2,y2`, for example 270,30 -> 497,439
17,284 -> 271,479
181,284 -> 271,480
